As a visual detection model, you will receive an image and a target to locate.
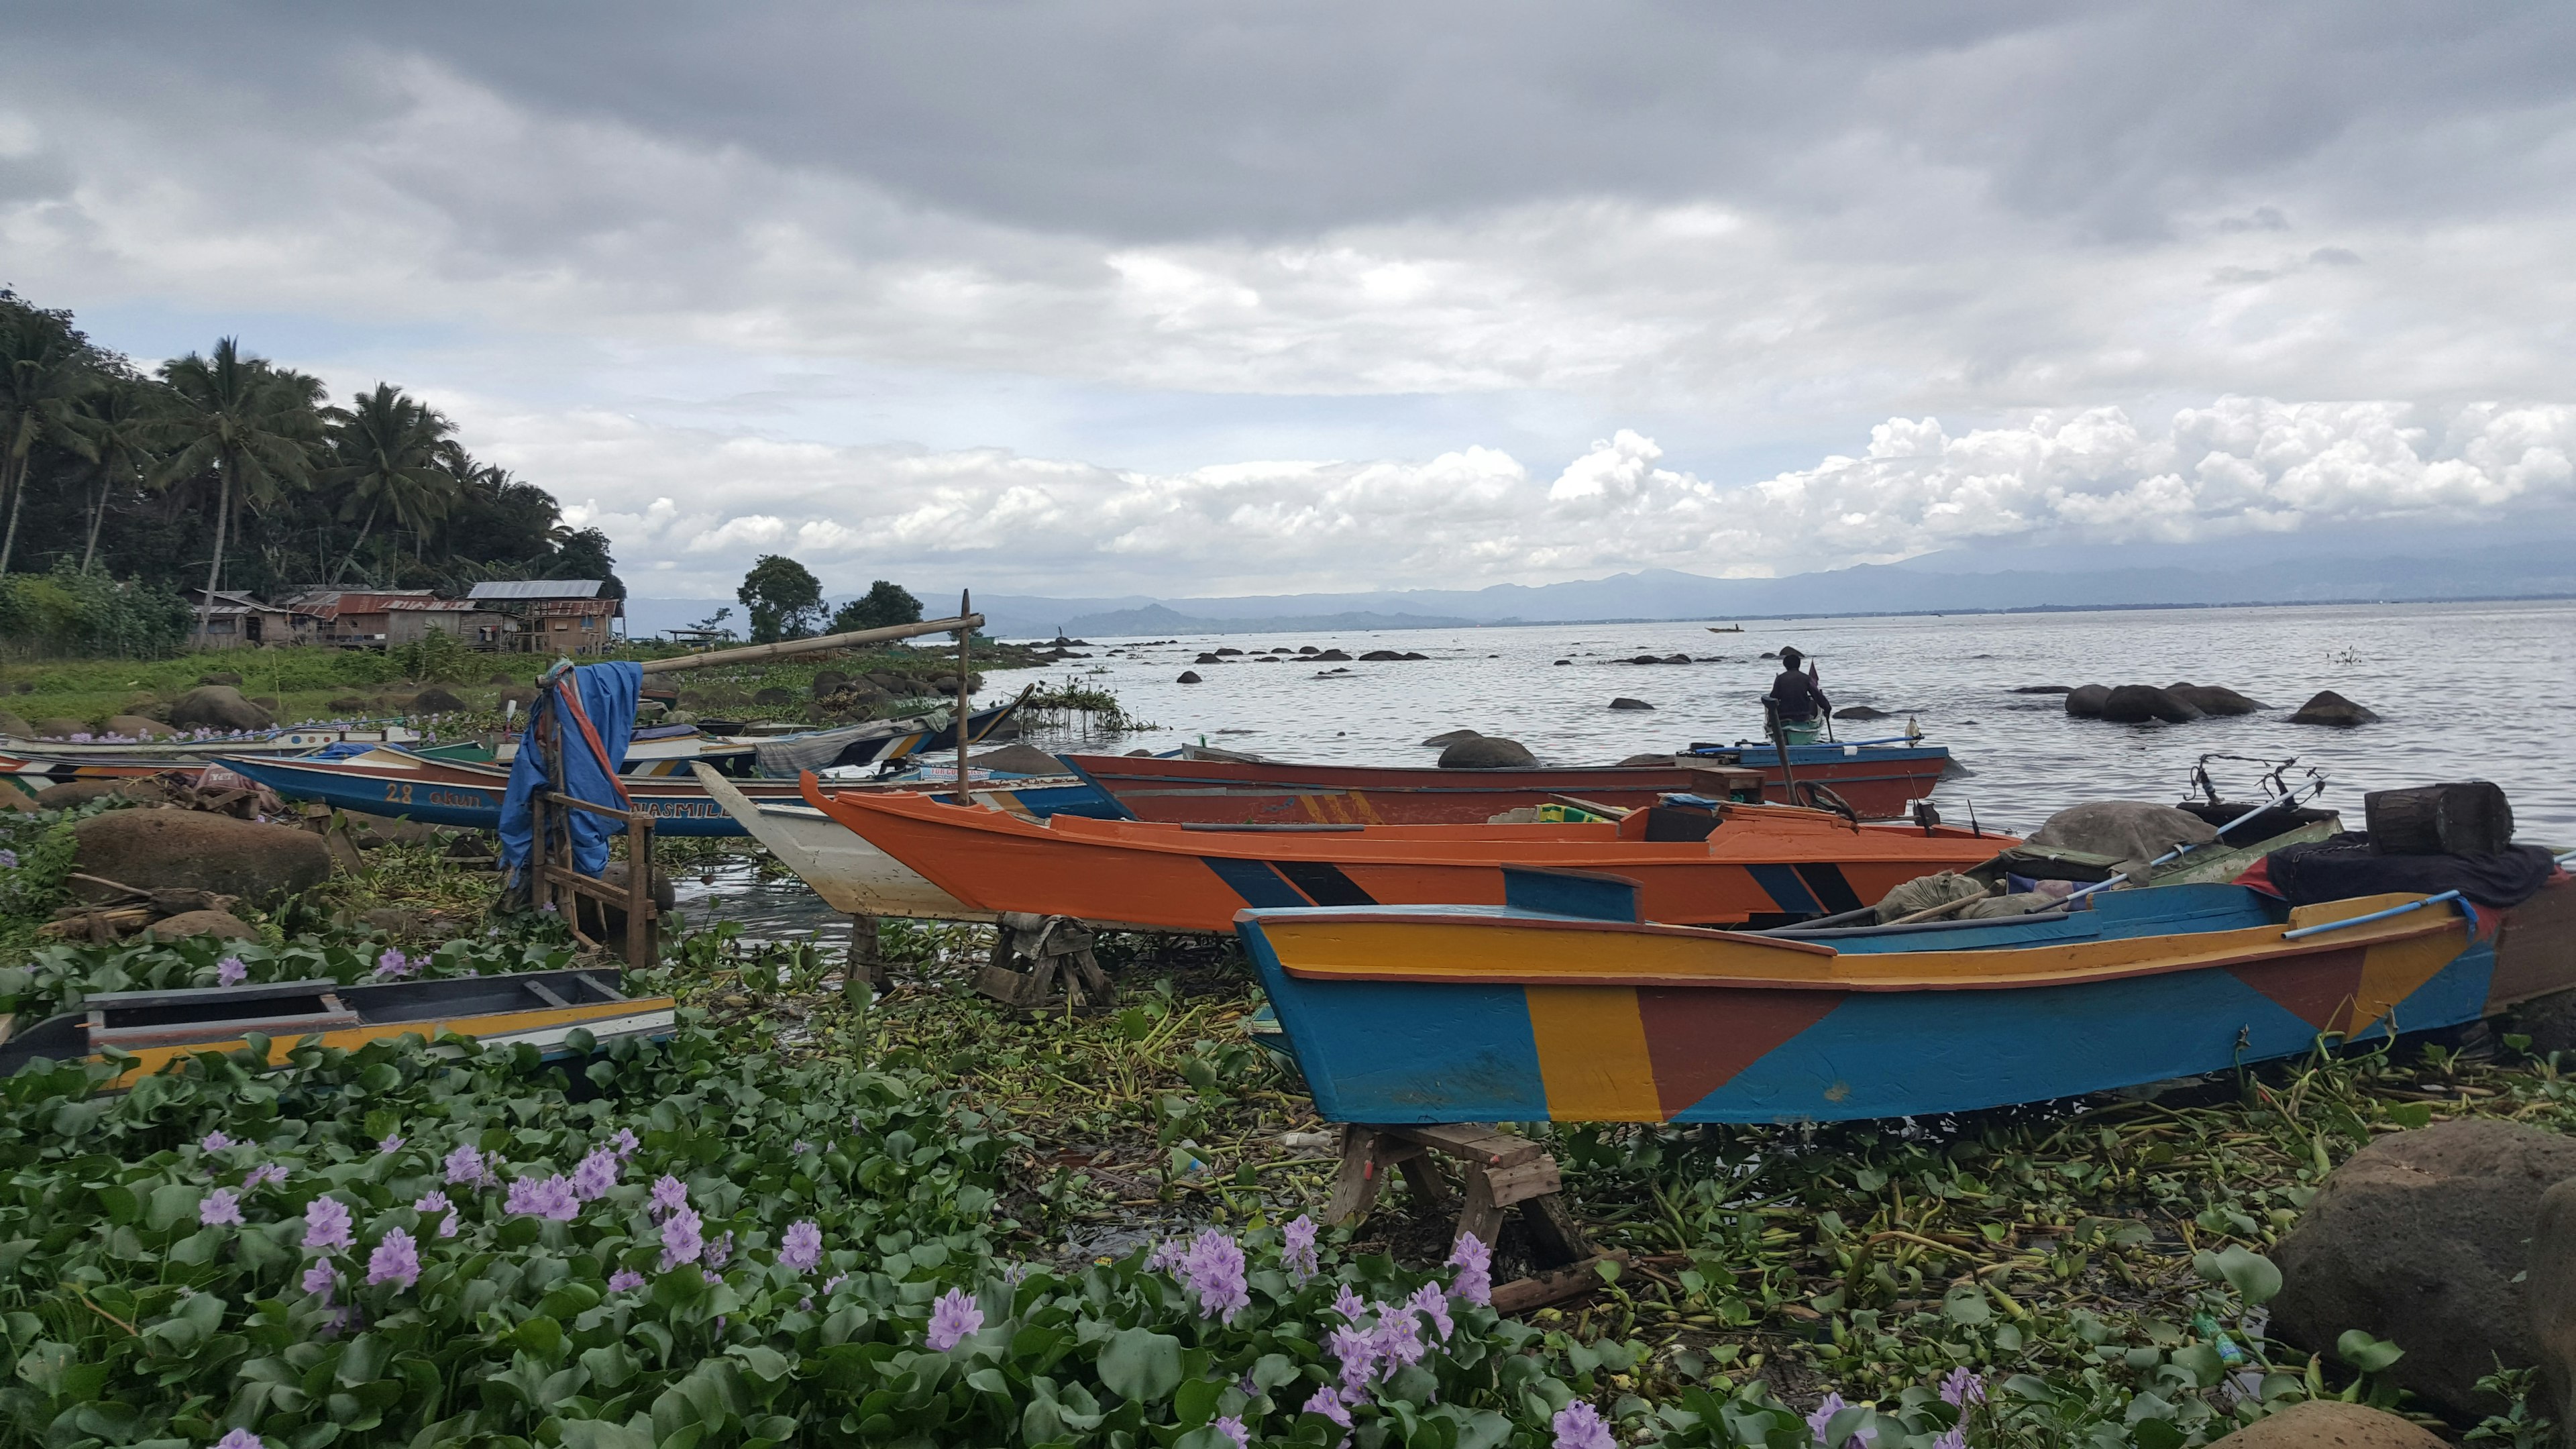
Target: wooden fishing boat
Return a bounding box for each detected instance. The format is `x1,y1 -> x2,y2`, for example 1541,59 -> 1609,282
1058,740 -> 1952,825
0,968 -> 676,1087
690,762 -> 1140,922
801,784 -> 2012,933
225,746 -> 1122,838
1,724 -> 427,760
1236,866 -> 2576,1124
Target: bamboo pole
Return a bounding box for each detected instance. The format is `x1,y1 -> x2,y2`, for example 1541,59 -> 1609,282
955,589 -> 972,796
633,613 -> 984,675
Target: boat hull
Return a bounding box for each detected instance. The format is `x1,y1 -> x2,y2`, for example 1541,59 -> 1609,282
1238,879 -> 2575,1124
1060,745 -> 1951,825
803,786 -> 2008,933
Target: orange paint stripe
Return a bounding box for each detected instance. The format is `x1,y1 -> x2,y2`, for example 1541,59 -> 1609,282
106,1000 -> 669,1086
1525,985 -> 1660,1120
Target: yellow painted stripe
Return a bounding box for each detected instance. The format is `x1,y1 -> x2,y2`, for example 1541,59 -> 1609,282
107,999 -> 671,1086
1525,985 -> 1660,1120
2353,930 -> 2473,1033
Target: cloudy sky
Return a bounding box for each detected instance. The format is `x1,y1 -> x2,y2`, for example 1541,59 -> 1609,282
4,2 -> 2572,599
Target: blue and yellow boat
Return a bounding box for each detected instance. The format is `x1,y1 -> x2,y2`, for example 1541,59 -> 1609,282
1236,865 -> 2576,1124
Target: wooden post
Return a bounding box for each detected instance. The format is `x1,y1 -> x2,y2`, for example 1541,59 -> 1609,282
955,589 -> 972,796
625,809 -> 654,967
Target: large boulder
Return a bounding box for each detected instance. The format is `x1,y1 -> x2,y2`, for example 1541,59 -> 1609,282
2100,684 -> 2204,724
751,687 -> 796,706
73,810 -> 331,906
2207,1401 -> 2446,1447
1609,697 -> 1654,711
2530,1178 -> 2576,1445
2063,684 -> 2110,718
143,910 -> 260,943
411,686 -> 468,714
2027,800 -> 2218,865
105,714 -> 176,739
197,672 -> 242,686
1833,705 -> 1889,720
0,710 -> 29,738
1421,729 -> 1483,747
2167,682 -> 2269,716
32,717 -> 88,739
1175,671 -> 1203,684
1438,736 -> 1538,769
2292,690 -> 2381,727
168,685 -> 273,733
32,780 -> 152,810
2271,1120 -> 2576,1423
810,670 -> 850,698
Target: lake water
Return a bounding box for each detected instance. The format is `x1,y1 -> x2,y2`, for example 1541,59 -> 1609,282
984,598 -> 2576,839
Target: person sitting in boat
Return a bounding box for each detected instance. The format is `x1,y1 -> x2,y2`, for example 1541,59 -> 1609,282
1764,647 -> 1831,745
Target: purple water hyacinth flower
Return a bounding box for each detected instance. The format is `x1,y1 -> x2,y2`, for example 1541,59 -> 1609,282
1303,1386 -> 1354,1428
703,1269 -> 722,1285
926,1287 -> 983,1350
1181,1228 -> 1250,1324
659,1204 -> 705,1268
1371,1302 -> 1426,1371
648,1173 -> 690,1218
607,1127 -> 641,1160
412,1190 -> 458,1238
1807,1393 -> 1849,1444
301,1260 -> 337,1303
445,1144 -> 491,1187
1003,1260 -> 1033,1287
1331,1284 -> 1366,1322
201,1130 -> 233,1152
303,1195 -> 354,1251
378,1134 -> 404,1155
1552,1401 -> 1615,1449
821,1273 -> 849,1296
1328,1323 -> 1379,1394
504,1174 -> 576,1220
1407,1282 -> 1454,1342
199,1189 -> 244,1226
791,1138 -> 810,1155
367,1228 -> 421,1289
1214,1415 -> 1250,1449
570,1148 -> 619,1201
1938,1367 -> 1985,1407
1446,1232 -> 1492,1307
705,1230 -> 734,1269
780,1220 -> 823,1272
215,1428 -> 265,1449
1148,1236 -> 1189,1274
0,849 -> 17,870
1282,1213 -> 1319,1282
374,948 -> 412,980
1932,1428 -> 1966,1449
244,1163 -> 287,1191
216,955 -> 248,985
608,1269 -> 645,1293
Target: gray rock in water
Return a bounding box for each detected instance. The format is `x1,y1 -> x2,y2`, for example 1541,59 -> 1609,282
73,810 -> 331,905
1438,735 -> 1538,769
1420,729 -> 1483,747
1553,659 -> 1570,666
1758,651 -> 1779,659
2100,684 -> 2202,724
1833,705 -> 1889,720
1175,670 -> 1203,684
1311,649 -> 1352,661
2291,690 -> 2379,726
2166,682 -> 2269,716
1616,753 -> 1676,767
1609,697 -> 1654,710
2063,684 -> 2110,718
2012,685 -> 2074,694
2271,1120 -> 2576,1423
168,685 -> 272,732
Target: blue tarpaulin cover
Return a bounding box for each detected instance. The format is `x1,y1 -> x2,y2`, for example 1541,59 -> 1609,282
498,662 -> 641,885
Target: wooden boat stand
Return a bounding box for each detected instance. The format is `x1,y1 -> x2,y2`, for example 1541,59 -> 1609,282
974,912 -> 1115,1009
524,713 -> 660,965
1326,1122 -> 1621,1313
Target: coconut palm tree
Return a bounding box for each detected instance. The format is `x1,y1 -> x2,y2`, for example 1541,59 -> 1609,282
322,383 -> 457,584
0,304 -> 103,576
153,338 -> 324,638
74,378 -> 159,574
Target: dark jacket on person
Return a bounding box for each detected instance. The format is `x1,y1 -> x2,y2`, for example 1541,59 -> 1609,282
1766,669 -> 1830,722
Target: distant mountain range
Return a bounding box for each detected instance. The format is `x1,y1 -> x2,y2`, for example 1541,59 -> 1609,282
623,530 -> 2576,641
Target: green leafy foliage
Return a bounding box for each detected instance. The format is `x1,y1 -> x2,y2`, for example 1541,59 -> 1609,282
0,932 -> 577,1024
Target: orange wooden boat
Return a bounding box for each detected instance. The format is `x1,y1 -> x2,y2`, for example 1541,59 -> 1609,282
801,781 -> 2015,932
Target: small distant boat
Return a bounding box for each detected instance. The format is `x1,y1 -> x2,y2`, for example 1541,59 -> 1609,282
0,968 -> 675,1086
1060,741 -> 1953,824
1706,624 -> 1744,633
1238,867 -> 2576,1124
802,785 -> 2010,933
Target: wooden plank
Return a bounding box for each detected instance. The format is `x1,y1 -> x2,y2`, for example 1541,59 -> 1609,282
1455,1166 -> 1505,1249
1517,1191 -> 1597,1264
1489,1252 -> 1627,1315
1385,1122 -> 1544,1169
1326,1126 -> 1387,1225
1481,1157 -> 1562,1208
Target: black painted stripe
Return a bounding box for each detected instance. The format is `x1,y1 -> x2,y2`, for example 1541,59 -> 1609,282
1275,859 -> 1378,907
1792,863 -> 1866,916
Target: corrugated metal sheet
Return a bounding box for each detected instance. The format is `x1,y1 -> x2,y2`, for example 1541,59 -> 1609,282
468,580 -> 604,600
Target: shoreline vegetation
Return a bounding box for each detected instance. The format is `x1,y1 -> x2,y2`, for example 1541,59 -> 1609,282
1,788 -> 2567,1446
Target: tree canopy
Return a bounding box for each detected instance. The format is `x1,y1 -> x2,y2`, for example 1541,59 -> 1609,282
737,554 -> 826,643
830,579 -> 924,633
0,286 -> 623,612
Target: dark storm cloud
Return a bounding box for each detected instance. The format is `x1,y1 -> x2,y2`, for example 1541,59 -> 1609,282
13,2 -> 2573,244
